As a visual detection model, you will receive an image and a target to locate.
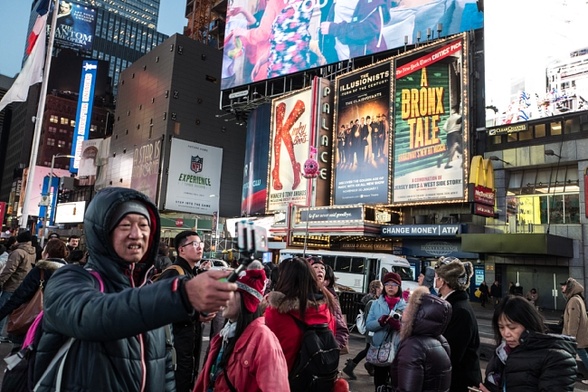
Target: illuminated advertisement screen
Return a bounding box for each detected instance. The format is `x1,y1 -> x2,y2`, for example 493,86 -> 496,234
51,1 -> 97,54
221,0 -> 482,90
392,37 -> 467,204
332,62 -> 392,205
241,104 -> 271,216
485,0 -> 588,128
266,89 -> 314,212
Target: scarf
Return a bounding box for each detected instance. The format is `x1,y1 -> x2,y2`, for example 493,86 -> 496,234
384,295 -> 400,310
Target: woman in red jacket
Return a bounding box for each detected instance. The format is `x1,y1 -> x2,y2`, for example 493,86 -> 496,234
194,268 -> 289,392
264,257 -> 337,370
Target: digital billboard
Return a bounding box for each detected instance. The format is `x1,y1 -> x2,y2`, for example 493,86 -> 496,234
332,62 -> 392,205
485,0 -> 588,128
164,139 -> 223,215
50,1 -> 97,54
392,37 -> 467,204
70,60 -> 98,173
267,89 -> 314,212
221,0 -> 483,90
241,104 -> 271,216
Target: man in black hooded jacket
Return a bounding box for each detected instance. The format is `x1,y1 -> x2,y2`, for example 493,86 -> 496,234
33,187 -> 236,391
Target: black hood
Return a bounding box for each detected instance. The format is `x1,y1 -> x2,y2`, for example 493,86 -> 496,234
84,187 -> 160,288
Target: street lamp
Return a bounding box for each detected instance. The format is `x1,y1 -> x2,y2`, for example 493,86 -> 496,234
42,154 -> 74,246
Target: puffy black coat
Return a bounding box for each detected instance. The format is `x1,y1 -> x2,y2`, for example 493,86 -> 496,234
390,286 -> 452,392
442,290 -> 482,391
33,187 -> 196,391
483,331 -> 577,391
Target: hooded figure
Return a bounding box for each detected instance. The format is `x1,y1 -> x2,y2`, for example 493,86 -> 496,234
33,188 -> 201,391
390,286 -> 452,392
434,257 -> 481,391
561,277 -> 588,373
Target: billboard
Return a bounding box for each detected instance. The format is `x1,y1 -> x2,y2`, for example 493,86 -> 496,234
164,139 -> 223,215
221,0 -> 483,89
70,60 -> 98,173
392,37 -> 467,204
485,0 -> 588,128
131,138 -> 163,204
267,89 -> 314,212
241,104 -> 271,216
51,1 -> 97,54
332,62 -> 392,205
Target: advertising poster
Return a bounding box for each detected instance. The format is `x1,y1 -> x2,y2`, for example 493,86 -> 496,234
164,139 -> 223,215
51,1 -> 97,54
241,104 -> 271,216
221,0 -> 483,89
485,0 -> 588,128
131,139 -> 163,203
392,38 -> 466,204
333,62 -> 391,205
267,89 -> 314,212
70,60 -> 97,173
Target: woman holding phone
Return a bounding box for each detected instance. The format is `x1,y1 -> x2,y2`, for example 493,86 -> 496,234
475,295 -> 577,391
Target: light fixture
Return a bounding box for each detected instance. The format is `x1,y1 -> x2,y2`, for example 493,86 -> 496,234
544,149 -> 562,158
488,155 -> 511,165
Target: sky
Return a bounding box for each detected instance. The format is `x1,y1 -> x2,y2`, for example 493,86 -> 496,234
0,0 -> 188,78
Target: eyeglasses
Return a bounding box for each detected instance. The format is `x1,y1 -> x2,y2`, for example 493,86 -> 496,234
182,241 -> 202,248
384,282 -> 399,287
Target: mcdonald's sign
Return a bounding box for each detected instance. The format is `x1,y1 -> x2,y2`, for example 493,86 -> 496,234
468,156 -> 496,217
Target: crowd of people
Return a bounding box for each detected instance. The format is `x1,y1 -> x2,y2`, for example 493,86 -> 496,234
0,187 -> 585,391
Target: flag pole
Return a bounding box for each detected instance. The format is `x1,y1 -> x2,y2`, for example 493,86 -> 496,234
20,0 -> 60,230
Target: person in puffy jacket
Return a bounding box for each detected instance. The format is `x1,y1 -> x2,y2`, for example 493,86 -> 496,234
390,286 -> 452,392
477,295 -> 577,392
33,187 -> 237,391
194,268 -> 289,392
365,272 -> 407,390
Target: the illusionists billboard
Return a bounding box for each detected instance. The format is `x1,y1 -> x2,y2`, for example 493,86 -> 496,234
332,62 -> 392,205
50,1 -> 97,54
267,89 -> 314,212
221,0 -> 483,90
392,37 -> 468,204
485,0 -> 588,128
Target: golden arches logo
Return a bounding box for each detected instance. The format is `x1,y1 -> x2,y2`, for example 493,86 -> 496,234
468,155 -> 494,190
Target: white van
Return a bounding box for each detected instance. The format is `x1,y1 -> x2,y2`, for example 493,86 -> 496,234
279,248 -> 418,293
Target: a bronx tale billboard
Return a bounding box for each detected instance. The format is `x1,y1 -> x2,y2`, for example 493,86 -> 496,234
392,36 -> 468,205
332,62 -> 392,205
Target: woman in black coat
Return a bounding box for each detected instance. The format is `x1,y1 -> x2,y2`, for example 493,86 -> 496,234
390,286 -> 452,392
477,295 -> 577,392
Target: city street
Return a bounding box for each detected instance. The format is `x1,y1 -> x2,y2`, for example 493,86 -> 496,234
0,301 -> 587,391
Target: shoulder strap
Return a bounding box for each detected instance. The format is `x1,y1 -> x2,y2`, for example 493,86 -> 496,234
287,312 -> 307,331
167,264 -> 185,276
223,369 -> 238,392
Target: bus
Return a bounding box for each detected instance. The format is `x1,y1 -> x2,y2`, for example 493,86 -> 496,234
279,248 -> 418,293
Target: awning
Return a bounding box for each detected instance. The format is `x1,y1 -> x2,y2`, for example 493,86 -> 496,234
461,233 -> 573,257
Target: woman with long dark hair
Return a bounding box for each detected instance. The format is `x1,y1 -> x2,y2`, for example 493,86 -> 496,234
194,268 -> 289,391
476,295 -> 577,391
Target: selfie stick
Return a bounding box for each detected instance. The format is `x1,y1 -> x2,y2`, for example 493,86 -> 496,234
226,221 -> 257,282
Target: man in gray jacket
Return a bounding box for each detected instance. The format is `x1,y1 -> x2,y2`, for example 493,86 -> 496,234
561,277 -> 588,383
0,230 -> 36,341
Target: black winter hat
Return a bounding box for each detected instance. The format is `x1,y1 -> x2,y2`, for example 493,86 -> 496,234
108,200 -> 151,232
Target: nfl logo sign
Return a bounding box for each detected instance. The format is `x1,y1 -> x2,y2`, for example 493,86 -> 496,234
191,156 -> 203,173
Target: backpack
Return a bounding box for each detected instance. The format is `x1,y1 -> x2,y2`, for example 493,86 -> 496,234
2,270 -> 104,392
288,315 -> 340,392
355,309 -> 367,335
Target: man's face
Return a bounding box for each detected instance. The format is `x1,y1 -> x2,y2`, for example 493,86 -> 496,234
111,214 -> 151,263
561,284 -> 567,293
68,238 -> 80,248
179,235 -> 203,264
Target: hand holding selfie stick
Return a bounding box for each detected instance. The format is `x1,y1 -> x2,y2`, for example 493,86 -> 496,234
226,220 -> 268,283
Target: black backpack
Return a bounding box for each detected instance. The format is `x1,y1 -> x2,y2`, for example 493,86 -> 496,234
288,315 -> 340,392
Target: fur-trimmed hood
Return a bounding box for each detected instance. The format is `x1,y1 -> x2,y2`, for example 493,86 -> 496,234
563,277 -> 584,299
35,258 -> 67,272
400,286 -> 452,340
265,290 -> 334,326
267,290 -> 328,313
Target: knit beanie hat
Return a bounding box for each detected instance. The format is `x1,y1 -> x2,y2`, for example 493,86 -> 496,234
108,200 -> 151,232
16,230 -> 33,243
236,269 -> 267,313
382,272 -> 402,286
436,257 -> 473,291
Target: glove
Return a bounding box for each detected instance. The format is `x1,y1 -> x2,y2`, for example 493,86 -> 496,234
387,317 -> 401,331
378,315 -> 388,327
